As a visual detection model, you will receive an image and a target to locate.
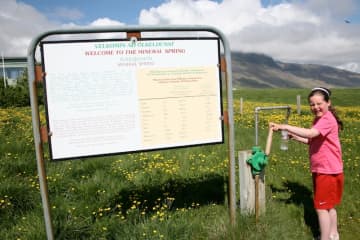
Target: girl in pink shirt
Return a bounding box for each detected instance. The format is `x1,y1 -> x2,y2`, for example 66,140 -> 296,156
270,87 -> 344,240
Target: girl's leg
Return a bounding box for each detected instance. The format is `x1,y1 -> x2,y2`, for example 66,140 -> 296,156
329,208 -> 339,239
317,209 -> 330,240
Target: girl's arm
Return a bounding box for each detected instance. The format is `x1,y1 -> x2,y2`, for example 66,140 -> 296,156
270,122 -> 320,144
288,132 -> 309,144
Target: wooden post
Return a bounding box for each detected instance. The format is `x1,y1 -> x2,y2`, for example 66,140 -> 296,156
297,95 -> 301,115
238,150 -> 265,215
240,97 -> 243,115
255,175 -> 260,222
221,56 -> 236,226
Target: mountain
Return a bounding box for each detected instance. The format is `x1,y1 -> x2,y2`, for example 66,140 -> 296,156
231,52 -> 360,88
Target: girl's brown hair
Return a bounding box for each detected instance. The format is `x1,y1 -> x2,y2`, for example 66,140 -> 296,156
308,87 -> 344,130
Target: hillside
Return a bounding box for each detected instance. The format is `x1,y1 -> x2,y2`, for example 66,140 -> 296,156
231,52 -> 360,88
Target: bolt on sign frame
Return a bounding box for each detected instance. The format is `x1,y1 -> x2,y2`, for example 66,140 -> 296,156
27,25 -> 235,239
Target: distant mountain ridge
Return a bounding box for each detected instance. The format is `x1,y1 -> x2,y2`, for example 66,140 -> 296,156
231,52 -> 360,88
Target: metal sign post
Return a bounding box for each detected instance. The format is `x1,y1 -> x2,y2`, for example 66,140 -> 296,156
2,52 -> 7,88
27,54 -> 54,240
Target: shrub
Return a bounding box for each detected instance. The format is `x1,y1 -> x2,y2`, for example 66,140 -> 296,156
0,73 -> 44,107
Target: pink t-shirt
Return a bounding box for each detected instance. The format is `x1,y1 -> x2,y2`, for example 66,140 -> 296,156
308,111 -> 343,174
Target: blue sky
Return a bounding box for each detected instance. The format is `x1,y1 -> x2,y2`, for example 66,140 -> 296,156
21,0 -> 167,25
2,0 -> 360,72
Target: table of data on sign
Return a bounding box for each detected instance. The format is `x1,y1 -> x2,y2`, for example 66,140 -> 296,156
41,38 -> 223,160
138,67 -> 221,147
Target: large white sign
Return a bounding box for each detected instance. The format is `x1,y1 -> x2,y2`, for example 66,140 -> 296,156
41,38 -> 223,160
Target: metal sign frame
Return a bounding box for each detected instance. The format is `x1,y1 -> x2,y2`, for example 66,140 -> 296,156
27,25 -> 235,239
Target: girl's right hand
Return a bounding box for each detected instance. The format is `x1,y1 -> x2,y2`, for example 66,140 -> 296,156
269,122 -> 281,131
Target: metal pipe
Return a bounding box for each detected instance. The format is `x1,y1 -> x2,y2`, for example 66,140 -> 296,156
27,49 -> 54,239
254,105 -> 291,146
2,52 -> 6,88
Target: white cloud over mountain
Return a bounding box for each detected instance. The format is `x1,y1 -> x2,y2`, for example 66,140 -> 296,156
139,0 -> 360,72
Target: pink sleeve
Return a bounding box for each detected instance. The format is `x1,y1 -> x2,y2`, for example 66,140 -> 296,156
312,112 -> 335,136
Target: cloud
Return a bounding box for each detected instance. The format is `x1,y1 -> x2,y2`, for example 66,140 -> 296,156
0,0 -> 126,56
52,7 -> 84,21
139,1 -> 321,32
139,0 -> 360,72
90,18 -> 125,27
302,0 -> 358,19
0,0 -> 57,56
337,62 -> 360,73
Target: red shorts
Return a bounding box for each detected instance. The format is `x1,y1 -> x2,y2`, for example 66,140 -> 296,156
312,173 -> 344,210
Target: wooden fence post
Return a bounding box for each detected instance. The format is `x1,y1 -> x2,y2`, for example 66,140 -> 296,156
297,95 -> 301,115
240,97 -> 243,115
238,150 -> 265,215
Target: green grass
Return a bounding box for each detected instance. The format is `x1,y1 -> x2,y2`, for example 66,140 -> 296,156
234,88 -> 360,106
1,88 -> 360,239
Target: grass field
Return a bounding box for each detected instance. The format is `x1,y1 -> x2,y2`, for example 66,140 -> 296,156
1,88 -> 359,239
